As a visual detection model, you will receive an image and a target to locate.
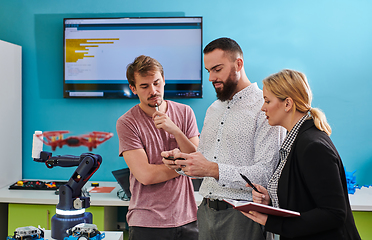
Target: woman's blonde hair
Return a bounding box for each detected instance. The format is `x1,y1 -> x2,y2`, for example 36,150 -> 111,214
263,69 -> 332,136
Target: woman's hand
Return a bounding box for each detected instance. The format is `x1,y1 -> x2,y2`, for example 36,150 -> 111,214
241,183 -> 270,225
248,183 -> 271,206
241,210 -> 268,226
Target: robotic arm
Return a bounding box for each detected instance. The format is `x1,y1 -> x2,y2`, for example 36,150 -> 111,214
33,151 -> 102,211
32,130 -> 104,240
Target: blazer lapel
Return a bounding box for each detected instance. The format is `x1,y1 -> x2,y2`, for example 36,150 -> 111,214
277,119 -> 314,208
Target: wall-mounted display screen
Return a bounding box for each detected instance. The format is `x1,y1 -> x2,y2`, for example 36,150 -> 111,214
63,17 -> 203,98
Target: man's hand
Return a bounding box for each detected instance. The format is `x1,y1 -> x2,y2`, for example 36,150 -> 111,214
152,111 -> 180,135
154,110 -> 199,154
161,149 -> 184,171
173,151 -> 219,179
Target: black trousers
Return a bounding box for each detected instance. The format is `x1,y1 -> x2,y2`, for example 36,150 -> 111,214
128,221 -> 198,240
197,199 -> 267,240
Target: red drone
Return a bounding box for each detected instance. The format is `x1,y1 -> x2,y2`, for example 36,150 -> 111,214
36,131 -> 114,151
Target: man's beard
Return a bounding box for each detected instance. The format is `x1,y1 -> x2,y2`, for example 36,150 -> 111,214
147,94 -> 163,108
214,68 -> 239,102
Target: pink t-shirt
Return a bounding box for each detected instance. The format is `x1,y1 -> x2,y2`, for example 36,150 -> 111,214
116,100 -> 199,227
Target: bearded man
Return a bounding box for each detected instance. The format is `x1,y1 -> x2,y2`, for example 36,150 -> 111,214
162,37 -> 286,240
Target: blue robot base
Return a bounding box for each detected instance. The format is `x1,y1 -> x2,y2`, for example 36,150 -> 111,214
51,212 -> 92,240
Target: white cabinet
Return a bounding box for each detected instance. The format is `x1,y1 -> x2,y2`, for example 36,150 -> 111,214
0,39 -> 22,240
0,39 -> 22,189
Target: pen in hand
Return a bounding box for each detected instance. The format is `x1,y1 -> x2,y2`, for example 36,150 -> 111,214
154,104 -> 160,118
240,173 -> 262,194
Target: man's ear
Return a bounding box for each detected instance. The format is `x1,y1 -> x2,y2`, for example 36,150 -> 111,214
129,85 -> 137,95
236,58 -> 244,72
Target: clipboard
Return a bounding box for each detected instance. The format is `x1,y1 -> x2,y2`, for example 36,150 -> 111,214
224,199 -> 300,217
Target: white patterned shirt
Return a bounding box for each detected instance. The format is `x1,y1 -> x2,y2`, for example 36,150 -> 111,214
198,83 -> 286,201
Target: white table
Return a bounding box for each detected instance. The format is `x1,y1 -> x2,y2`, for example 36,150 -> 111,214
0,181 -> 127,206
0,181 -> 203,206
348,187 -> 372,211
0,181 -> 203,240
0,179 -> 367,211
4,180 -> 369,238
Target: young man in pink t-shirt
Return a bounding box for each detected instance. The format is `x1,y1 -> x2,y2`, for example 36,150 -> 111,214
116,55 -> 199,240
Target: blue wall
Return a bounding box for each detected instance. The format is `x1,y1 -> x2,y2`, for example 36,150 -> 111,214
1,0 -> 371,185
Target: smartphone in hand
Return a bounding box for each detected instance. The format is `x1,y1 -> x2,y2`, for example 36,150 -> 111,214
164,156 -> 185,161
164,156 -> 185,171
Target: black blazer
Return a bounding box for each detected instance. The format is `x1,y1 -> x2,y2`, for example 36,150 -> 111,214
265,120 -> 360,240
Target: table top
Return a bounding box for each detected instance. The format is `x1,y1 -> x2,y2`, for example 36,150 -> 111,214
0,180 -> 369,211
0,181 -> 203,207
348,187 -> 372,211
0,181 -> 125,206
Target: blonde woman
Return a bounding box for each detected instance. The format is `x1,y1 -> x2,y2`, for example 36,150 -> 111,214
242,69 -> 360,240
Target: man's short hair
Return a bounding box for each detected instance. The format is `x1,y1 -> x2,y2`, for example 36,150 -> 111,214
126,55 -> 164,87
203,37 -> 243,61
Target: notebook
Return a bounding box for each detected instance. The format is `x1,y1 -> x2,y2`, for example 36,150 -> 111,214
223,199 -> 300,217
